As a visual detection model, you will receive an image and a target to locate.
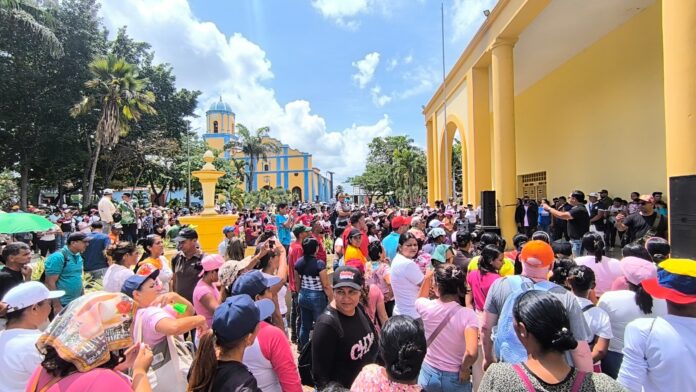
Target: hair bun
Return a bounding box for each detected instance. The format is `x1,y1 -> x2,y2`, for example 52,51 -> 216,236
389,342 -> 424,379
551,327 -> 577,351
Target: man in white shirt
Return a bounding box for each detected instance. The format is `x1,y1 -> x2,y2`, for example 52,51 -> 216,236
464,204 -> 478,232
97,188 -> 116,234
618,258 -> 696,392
0,282 -> 64,392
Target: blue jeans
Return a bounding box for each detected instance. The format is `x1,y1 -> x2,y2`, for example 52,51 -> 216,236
298,288 -> 327,348
418,361 -> 472,392
602,350 -> 623,379
570,239 -> 583,257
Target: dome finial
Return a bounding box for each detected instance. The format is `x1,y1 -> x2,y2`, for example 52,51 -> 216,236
219,95 -> 223,102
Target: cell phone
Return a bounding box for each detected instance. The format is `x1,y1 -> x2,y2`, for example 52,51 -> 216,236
269,240 -> 275,248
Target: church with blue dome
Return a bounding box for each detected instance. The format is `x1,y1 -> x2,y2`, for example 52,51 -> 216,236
203,97 -> 332,203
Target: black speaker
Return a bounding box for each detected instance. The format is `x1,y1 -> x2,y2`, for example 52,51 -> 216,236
481,190 -> 496,226
670,175 -> 696,258
481,226 -> 501,236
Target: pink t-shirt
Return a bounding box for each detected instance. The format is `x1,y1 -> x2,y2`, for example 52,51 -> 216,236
133,306 -> 174,347
193,279 -> 221,327
575,256 -> 623,296
27,367 -> 132,392
351,364 -> 423,392
365,284 -> 385,334
415,298 -> 479,372
466,270 -> 501,312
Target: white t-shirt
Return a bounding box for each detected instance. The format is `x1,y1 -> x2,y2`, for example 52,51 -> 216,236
576,296 -> 613,340
390,253 -> 424,319
0,328 -> 43,392
103,264 -> 134,293
465,210 -> 478,224
619,315 -> 696,392
597,290 -> 667,353
574,255 -> 623,296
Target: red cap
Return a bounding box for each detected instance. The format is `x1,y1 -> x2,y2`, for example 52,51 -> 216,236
391,216 -> 405,229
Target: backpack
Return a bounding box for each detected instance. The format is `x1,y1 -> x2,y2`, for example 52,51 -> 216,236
297,307 -> 344,387
493,275 -> 556,364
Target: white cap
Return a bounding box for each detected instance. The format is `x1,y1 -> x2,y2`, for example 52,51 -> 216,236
103,189 -> 114,195
2,281 -> 64,313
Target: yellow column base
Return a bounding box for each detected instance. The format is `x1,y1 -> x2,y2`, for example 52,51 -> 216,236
178,214 -> 239,255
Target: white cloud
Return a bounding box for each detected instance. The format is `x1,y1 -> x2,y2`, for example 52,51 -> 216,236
99,0 -> 390,189
370,86 -> 391,107
311,0 -> 416,29
451,0 -> 498,42
386,58 -> 399,71
352,52 -> 380,88
403,54 -> 413,64
395,65 -> 440,100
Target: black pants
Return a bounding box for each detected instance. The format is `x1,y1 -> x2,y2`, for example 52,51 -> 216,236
385,300 -> 395,317
122,223 -> 137,243
290,291 -> 300,343
38,239 -> 57,257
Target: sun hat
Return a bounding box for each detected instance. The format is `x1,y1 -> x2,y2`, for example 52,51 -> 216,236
432,244 -> 451,263
230,270 -> 281,298
333,266 -> 364,290
642,258 -> 696,304
36,291 -> 135,372
2,281 -> 64,313
428,227 -> 446,239
121,269 -> 160,298
218,257 -> 255,289
174,227 -> 198,242
620,256 -> 658,285
198,254 -> 225,277
213,295 -> 275,344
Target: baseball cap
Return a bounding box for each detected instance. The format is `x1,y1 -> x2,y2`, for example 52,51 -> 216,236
174,227 -> 198,242
638,194 -> 655,204
428,219 -> 443,229
519,240 -> 555,269
67,232 -> 91,244
428,227 -> 446,239
230,270 -> 281,298
111,223 -> 123,230
213,295 -> 275,344
642,259 -> 696,304
391,216 -> 405,229
2,281 -> 64,313
121,269 -> 160,298
222,225 -> 237,235
292,224 -> 311,236
333,266 -> 364,290
620,256 -> 658,286
198,254 -> 225,277
103,189 -> 114,195
588,192 -> 599,198
348,228 -> 362,239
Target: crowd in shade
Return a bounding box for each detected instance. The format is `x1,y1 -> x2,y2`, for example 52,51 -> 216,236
0,188 -> 693,392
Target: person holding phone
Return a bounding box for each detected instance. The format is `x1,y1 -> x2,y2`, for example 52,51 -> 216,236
275,203 -> 294,254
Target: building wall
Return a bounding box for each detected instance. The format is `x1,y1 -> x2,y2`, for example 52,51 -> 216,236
514,3 -> 665,199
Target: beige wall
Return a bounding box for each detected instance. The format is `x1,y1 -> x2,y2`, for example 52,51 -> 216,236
515,3 -> 665,200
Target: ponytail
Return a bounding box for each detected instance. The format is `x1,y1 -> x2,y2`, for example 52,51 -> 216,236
628,282 -> 654,314
581,232 -> 605,263
187,331 -> 218,392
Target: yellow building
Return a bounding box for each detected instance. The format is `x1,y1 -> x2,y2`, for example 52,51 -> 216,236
203,98 -> 332,202
424,0 -> 695,250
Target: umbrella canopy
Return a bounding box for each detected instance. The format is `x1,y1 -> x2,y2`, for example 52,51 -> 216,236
0,212 -> 54,234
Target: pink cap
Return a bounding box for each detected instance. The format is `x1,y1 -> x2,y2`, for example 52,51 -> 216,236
621,256 -> 658,285
199,254 -> 225,277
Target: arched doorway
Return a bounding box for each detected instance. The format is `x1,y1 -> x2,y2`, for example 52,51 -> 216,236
262,185 -> 273,191
291,186 -> 302,202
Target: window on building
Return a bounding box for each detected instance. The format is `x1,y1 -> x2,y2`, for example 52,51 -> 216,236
294,173 -> 299,177
213,121 -> 219,133
264,164 -> 269,171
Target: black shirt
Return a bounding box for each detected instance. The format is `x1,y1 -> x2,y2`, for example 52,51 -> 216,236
172,251 -> 204,303
588,203 -> 606,232
0,267 -> 24,299
212,360 -> 261,392
312,306 -> 378,389
624,212 -> 668,241
567,205 -> 590,240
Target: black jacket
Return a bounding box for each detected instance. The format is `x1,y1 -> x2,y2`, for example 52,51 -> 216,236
515,203 -> 539,227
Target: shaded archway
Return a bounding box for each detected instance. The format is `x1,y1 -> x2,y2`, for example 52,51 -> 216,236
291,186 -> 302,201
438,114 -> 470,204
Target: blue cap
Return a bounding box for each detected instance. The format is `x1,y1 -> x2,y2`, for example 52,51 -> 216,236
230,270 -> 281,298
213,295 -> 275,344
223,225 -> 237,235
121,269 -> 160,298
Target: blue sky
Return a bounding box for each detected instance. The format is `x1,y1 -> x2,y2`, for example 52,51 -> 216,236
99,0 -> 496,185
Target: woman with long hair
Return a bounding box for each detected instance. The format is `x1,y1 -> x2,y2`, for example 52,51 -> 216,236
416,264 -> 478,392
645,237 -> 671,264
390,232 -> 426,319
187,295 -> 275,392
466,245 -> 503,312
351,315 -> 426,391
598,257 -> 667,378
294,236 -> 332,347
135,234 -> 174,292
479,291 -> 623,391
103,242 -> 137,292
568,266 -> 613,365
575,232 -> 622,296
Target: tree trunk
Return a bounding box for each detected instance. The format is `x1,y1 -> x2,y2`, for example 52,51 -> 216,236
85,141 -> 102,207
55,182 -> 64,206
19,158 -> 29,210
247,156 -> 255,192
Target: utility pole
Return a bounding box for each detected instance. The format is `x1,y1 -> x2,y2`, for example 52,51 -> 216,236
441,0 -> 449,201
186,128 -> 191,209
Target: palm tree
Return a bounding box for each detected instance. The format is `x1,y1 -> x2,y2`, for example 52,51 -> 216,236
229,157 -> 247,185
226,124 -> 281,192
0,0 -> 63,57
70,55 -> 156,204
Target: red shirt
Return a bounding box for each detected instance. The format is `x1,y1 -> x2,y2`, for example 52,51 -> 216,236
342,225 -> 368,257
287,241 -> 303,292
298,214 -> 312,226
313,233 -> 327,263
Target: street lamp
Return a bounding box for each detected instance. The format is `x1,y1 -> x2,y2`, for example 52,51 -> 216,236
187,126 -> 201,209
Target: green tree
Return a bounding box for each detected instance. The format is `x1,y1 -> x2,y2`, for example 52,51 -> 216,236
226,124 -> 281,192
0,0 -> 63,57
0,169 -> 19,210
452,138 -> 463,195
393,147 -> 427,206
70,55 -> 157,204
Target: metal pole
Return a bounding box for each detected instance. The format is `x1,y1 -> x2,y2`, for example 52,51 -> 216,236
187,128 -> 191,208
441,1 -> 449,201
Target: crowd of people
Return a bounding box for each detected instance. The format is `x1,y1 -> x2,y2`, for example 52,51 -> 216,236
0,188 -> 692,392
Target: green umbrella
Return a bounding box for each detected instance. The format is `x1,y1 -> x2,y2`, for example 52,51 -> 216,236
0,212 -> 54,234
